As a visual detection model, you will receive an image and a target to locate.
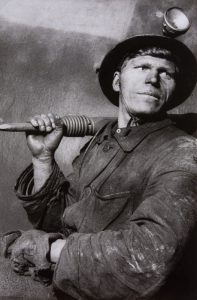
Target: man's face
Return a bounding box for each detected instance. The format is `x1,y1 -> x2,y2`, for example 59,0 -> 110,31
113,55 -> 177,117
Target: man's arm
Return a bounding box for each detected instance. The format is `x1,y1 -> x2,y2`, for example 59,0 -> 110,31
15,113 -> 67,231
32,157 -> 54,192
51,169 -> 197,300
26,113 -> 64,192
15,112 -> 89,232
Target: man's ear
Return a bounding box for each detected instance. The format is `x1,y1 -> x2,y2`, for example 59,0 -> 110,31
112,71 -> 120,92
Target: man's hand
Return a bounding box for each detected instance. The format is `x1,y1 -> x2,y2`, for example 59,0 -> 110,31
26,113 -> 64,191
27,113 -> 64,161
10,230 -> 64,284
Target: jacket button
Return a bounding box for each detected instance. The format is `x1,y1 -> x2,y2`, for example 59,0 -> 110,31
103,142 -> 113,152
84,187 -> 92,198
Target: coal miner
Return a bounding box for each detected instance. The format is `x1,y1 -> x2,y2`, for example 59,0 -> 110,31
2,35 -> 197,299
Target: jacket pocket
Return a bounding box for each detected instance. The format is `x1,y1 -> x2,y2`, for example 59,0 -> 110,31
94,189 -> 132,200
79,189 -> 133,232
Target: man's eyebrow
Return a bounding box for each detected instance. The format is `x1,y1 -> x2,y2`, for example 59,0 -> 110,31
158,66 -> 175,72
131,61 -> 151,67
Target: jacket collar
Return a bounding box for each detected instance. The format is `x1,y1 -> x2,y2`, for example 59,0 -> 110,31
97,117 -> 174,152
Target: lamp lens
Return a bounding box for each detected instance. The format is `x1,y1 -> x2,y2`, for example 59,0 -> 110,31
166,8 -> 190,30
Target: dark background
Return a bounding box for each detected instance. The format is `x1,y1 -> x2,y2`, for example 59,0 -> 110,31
0,0 -> 196,232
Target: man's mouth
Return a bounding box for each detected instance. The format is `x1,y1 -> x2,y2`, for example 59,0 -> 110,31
137,92 -> 160,100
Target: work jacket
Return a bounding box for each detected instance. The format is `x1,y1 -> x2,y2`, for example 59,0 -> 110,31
15,117 -> 197,300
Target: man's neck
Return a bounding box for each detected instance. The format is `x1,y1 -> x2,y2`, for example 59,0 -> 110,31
118,112 -> 140,128
118,104 -> 167,129
118,104 -> 140,128
118,103 -> 130,128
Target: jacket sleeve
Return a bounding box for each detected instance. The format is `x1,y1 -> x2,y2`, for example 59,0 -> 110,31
14,121 -> 108,232
14,137 -> 93,232
52,168 -> 197,300
15,162 -> 69,232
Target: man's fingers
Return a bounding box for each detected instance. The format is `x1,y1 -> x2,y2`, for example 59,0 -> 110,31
27,113 -> 62,132
28,115 -> 45,131
28,116 -> 39,128
41,114 -> 53,132
11,259 -> 25,273
37,116 -> 47,132
11,254 -> 35,275
23,267 -> 35,276
47,113 -> 56,129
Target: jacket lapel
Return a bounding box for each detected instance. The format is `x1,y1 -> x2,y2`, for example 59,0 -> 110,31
114,119 -> 173,152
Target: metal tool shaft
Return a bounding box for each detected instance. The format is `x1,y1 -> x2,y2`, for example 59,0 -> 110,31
0,115 -> 107,137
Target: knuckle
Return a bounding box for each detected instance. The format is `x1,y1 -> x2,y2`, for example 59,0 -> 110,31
37,119 -> 44,126
41,114 -> 52,126
48,112 -> 54,117
40,114 -> 48,121
29,117 -> 36,124
27,116 -> 38,124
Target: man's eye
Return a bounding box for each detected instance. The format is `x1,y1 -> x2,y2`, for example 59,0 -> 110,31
135,65 -> 148,70
160,71 -> 174,80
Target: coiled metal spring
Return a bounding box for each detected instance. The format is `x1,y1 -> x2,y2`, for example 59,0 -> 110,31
62,115 -> 95,136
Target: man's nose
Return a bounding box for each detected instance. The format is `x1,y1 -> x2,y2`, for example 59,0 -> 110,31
145,70 -> 159,85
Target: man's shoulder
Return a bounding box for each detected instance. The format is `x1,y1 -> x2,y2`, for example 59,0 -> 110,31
162,123 -> 197,147
153,125 -> 197,172
93,117 -> 117,132
153,122 -> 197,155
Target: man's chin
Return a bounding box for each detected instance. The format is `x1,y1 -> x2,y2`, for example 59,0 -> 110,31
129,107 -> 163,118
129,109 -> 167,122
